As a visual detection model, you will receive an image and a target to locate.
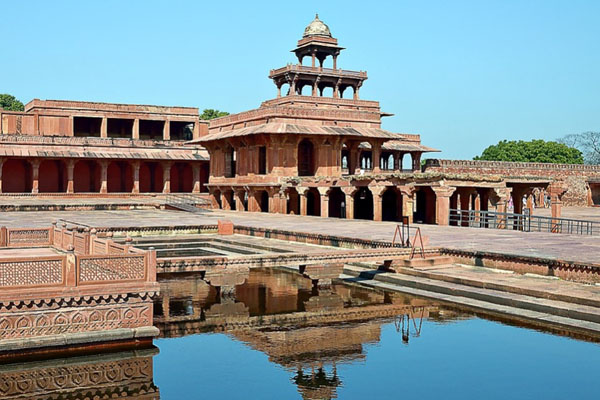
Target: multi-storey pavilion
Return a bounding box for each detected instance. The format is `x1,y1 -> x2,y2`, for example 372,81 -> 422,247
0,99 -> 210,194
197,15 -> 544,225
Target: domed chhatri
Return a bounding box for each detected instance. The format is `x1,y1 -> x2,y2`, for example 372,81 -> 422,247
303,14 -> 332,38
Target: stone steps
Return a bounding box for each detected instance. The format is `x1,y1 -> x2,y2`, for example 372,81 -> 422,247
340,272 -> 600,339
341,265 -> 600,327
397,265 -> 600,309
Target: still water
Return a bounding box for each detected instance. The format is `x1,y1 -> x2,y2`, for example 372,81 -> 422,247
1,268 -> 598,399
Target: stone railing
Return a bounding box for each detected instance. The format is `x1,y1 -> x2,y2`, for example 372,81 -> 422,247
208,105 -> 380,131
269,64 -> 367,79
0,224 -> 158,352
425,159 -> 600,172
0,133 -> 205,149
0,227 -> 53,247
260,95 -> 380,109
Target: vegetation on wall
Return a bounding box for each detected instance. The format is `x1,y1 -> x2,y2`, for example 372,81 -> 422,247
0,94 -> 24,111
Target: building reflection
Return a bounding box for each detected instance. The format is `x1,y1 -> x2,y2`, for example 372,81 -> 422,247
0,348 -> 160,400
155,268 -> 472,399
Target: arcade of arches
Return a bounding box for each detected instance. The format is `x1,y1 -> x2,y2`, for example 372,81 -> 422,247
0,158 -> 208,194
210,181 -> 568,226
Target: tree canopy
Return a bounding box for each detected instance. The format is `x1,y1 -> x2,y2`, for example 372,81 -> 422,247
473,139 -> 583,164
0,94 -> 24,111
558,132 -> 600,164
199,109 -> 229,120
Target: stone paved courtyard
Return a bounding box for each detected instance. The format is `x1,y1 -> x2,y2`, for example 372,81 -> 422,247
1,208 -> 599,265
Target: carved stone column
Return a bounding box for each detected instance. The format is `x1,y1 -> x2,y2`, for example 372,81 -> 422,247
318,187 -> 329,218
371,186 -> 385,221
131,161 -> 140,194
30,159 -> 40,194
432,187 -> 456,226
192,164 -> 201,193
99,161 -> 108,194
299,189 -> 308,216
342,187 -> 357,219
66,159 -> 75,194
162,162 -> 172,194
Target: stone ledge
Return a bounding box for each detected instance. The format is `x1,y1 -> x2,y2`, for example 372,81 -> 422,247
0,326 -> 159,353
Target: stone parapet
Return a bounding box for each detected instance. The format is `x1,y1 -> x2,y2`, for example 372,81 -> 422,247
0,225 -> 159,355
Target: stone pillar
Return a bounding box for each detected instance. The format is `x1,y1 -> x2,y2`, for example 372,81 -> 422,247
31,159 -> 40,194
549,183 -> 567,223
246,190 -> 259,212
432,187 -> 455,226
99,161 -> 108,194
192,164 -> 201,193
342,187 -> 355,219
411,152 -> 422,173
132,161 -> 140,194
371,143 -> 382,173
66,159 -> 75,194
299,190 -> 308,216
162,162 -> 172,194
100,117 -> 107,138
318,187 -> 329,218
526,193 -> 534,215
401,190 -> 414,224
132,119 -> 139,139
163,120 -> 170,141
473,191 -> 481,226
371,186 -> 385,221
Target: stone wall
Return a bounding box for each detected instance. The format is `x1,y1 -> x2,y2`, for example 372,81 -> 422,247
425,159 -> 600,206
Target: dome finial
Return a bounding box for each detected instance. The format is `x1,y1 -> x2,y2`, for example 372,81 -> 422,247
303,14 -> 332,38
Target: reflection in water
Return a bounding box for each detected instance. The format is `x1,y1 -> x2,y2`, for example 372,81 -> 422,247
4,269 -> 595,400
0,348 -> 160,400
154,268 -> 471,399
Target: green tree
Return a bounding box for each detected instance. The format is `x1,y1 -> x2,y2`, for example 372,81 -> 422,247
558,132 -> 600,164
0,94 -> 24,111
474,139 -> 583,164
199,109 -> 229,120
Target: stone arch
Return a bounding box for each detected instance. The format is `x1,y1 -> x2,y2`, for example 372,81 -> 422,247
212,189 -> 222,209
223,190 -> 236,210
258,190 -> 269,213
287,187 -> 300,215
298,139 -> 315,176
2,159 -> 31,193
139,162 -> 163,193
328,187 -> 345,218
382,187 -> 402,222
170,162 -> 193,193
107,161 -> 133,193
354,187 -> 374,220
306,188 -> 320,216
39,160 -> 67,193
73,160 -> 101,193
414,186 -> 436,224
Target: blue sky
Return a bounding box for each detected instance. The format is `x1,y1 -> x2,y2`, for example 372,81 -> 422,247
2,0 -> 599,159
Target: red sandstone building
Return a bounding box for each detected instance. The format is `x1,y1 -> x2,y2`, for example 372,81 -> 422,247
2,15 -> 600,223
0,100 -> 210,195
197,15 -> 595,224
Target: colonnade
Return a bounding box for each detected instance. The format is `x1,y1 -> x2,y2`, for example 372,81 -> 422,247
210,184 -> 455,225
0,158 -> 209,194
